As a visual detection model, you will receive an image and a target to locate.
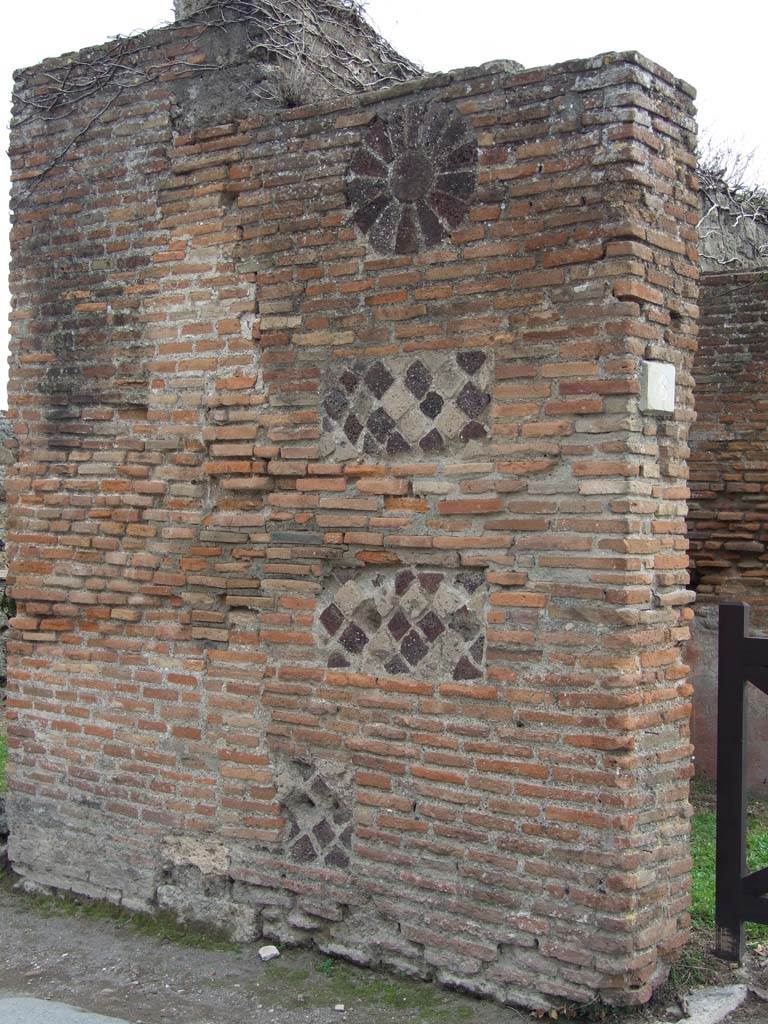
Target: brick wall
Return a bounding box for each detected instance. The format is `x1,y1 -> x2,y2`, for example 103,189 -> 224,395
7,22 -> 699,1010
689,271 -> 768,617
687,270 -> 768,790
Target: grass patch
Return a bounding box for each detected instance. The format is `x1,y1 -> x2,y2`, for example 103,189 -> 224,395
690,794 -> 768,939
259,956 -> 476,1022
0,868 -> 239,952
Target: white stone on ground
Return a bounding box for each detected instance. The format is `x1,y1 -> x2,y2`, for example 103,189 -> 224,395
656,985 -> 748,1024
258,945 -> 280,962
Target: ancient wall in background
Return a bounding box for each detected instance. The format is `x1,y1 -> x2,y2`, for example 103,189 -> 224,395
687,270 -> 768,791
698,186 -> 768,272
167,0 -> 421,131
7,13 -> 699,1011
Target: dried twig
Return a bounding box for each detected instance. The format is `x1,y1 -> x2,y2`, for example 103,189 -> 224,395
12,0 -> 421,201
697,160 -> 768,267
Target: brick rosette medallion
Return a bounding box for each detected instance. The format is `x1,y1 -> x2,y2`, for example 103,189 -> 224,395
346,101 -> 478,253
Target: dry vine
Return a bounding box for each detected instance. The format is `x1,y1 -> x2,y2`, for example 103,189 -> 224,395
13,0 -> 422,198
697,161 -> 768,268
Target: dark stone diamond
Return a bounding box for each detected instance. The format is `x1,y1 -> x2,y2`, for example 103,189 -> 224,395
420,391 -> 444,420
347,178 -> 387,209
362,433 -> 381,456
344,414 -> 363,444
444,142 -> 478,171
353,194 -> 391,234
418,572 -> 443,594
340,623 -> 368,655
449,605 -> 481,640
405,359 -> 432,399
386,431 -> 411,455
294,759 -> 314,781
363,433 -> 381,456
388,609 -> 410,641
402,106 -> 422,148
350,148 -> 388,179
439,116 -> 472,153
395,570 -> 415,596
460,420 -> 488,442
457,351 -> 487,375
401,630 -> 429,666
328,653 -> 350,669
384,655 -> 409,675
325,845 -> 350,869
434,170 -> 476,200
357,599 -> 382,633
291,835 -> 316,863
368,201 -> 400,253
313,819 -> 335,848
470,635 -> 485,662
430,190 -> 468,229
458,571 -> 485,594
366,119 -> 394,162
339,824 -> 354,849
346,174 -> 383,203
395,204 -> 420,254
453,656 -> 483,681
319,603 -> 344,636
419,610 -> 445,643
417,200 -> 446,248
333,805 -> 353,825
287,818 -> 300,841
385,108 -> 406,154
392,150 -> 433,204
420,428 -> 444,453
364,361 -> 394,399
311,776 -> 334,802
324,388 -> 348,421
367,406 -> 396,442
456,381 -> 490,419
421,105 -> 453,148
340,370 -> 359,393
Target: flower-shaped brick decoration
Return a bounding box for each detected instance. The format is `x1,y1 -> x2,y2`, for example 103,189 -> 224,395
346,102 -> 478,255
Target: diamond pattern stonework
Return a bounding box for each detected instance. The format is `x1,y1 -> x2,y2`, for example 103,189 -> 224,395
276,758 -> 354,871
317,570 -> 487,681
322,350 -> 492,459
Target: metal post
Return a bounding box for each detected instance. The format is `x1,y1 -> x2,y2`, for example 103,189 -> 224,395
715,602 -> 748,962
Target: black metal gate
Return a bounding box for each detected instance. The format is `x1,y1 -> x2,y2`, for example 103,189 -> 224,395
715,602 -> 768,961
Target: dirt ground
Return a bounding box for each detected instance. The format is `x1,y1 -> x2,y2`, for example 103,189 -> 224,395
1,881 -> 768,1024
0,879 -> 529,1024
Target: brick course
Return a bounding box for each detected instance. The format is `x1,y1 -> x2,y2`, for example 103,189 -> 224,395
7,21 -> 699,1011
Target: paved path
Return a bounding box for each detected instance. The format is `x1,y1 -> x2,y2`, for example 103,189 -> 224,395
0,999 -> 131,1024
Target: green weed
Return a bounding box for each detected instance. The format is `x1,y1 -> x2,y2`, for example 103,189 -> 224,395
690,802 -> 768,938
260,956 -> 476,1022
0,870 -> 239,952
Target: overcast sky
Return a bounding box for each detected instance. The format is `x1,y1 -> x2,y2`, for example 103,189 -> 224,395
3,0 -> 767,408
